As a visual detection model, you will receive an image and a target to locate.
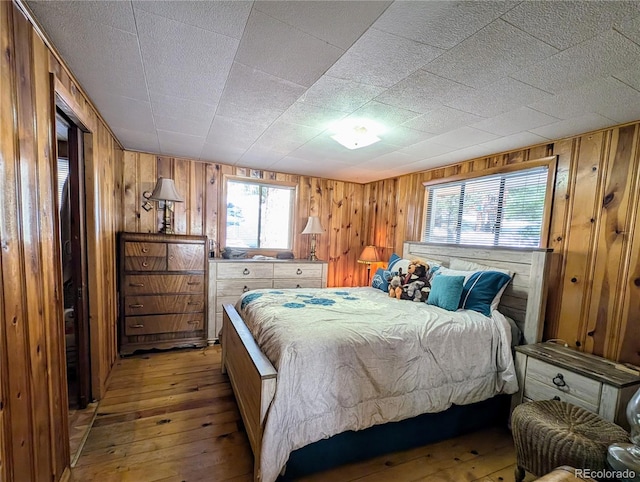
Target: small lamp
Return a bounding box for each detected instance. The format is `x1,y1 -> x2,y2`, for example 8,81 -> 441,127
607,386 -> 640,478
149,177 -> 184,234
301,216 -> 324,261
358,245 -> 381,285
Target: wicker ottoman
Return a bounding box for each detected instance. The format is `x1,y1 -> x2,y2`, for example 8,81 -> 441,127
511,400 -> 628,482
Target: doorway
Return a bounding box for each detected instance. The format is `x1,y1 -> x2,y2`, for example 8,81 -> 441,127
55,110 -> 91,411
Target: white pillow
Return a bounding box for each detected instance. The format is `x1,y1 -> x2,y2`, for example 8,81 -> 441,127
449,258 -> 513,278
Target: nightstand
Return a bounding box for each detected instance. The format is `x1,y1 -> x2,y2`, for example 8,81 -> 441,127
511,342 -> 640,430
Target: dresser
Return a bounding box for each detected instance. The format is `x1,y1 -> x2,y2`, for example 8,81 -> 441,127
207,259 -> 328,343
512,342 -> 640,430
119,232 -> 208,355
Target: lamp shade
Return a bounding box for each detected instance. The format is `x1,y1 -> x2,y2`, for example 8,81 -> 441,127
149,177 -> 184,202
358,245 -> 380,264
301,216 -> 324,235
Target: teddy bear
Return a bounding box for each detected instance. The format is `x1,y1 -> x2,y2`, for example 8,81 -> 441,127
388,268 -> 404,299
399,261 -> 432,302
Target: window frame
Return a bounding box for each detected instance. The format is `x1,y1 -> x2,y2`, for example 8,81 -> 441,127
421,156 -> 557,248
221,175 -> 298,253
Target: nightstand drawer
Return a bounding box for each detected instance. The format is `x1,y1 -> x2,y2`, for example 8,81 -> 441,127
527,358 -> 601,406
273,263 -> 323,279
523,378 -> 599,413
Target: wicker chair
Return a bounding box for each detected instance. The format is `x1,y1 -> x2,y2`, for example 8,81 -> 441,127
511,400 -> 629,482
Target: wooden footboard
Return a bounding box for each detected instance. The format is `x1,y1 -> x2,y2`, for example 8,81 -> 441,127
221,304 -> 276,482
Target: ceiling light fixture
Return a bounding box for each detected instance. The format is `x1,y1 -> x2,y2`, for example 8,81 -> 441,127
330,119 -> 383,150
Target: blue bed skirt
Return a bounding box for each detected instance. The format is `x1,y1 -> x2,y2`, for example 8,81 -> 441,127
279,394 -> 510,480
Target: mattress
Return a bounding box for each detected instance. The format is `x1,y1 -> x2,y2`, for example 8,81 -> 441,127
237,287 -> 518,482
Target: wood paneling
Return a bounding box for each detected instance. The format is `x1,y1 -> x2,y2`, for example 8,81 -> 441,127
0,2 -> 123,481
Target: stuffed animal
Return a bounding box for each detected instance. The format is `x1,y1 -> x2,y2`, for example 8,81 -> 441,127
400,261 -> 432,301
388,268 -> 404,299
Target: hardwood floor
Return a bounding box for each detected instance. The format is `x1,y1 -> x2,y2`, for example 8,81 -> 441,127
70,346 -> 534,482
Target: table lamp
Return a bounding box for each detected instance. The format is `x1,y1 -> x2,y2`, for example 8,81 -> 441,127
358,245 -> 381,285
149,177 -> 184,234
301,216 -> 324,261
607,386 -> 640,481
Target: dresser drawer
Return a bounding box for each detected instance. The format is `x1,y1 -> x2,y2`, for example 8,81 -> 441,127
124,242 -> 166,257
125,274 -> 204,295
273,263 -> 323,279
125,294 -> 205,316
523,378 -> 599,413
168,243 -> 206,271
216,280 -> 272,297
124,313 -> 204,336
273,279 -> 324,289
217,263 -> 274,279
526,358 -> 601,407
124,256 -> 167,272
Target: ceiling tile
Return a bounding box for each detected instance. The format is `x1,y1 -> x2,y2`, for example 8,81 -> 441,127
200,142 -> 245,165
424,19 -> 557,88
477,132 -> 552,154
215,62 -> 307,126
501,1 -> 640,50
205,115 -> 265,150
403,106 -> 485,134
380,126 -> 435,148
354,151 -> 423,170
397,139 -> 457,159
154,114 -> 211,138
135,8 -> 237,102
614,63 -> 640,92
471,107 -> 559,136
277,102 -> 348,130
617,14 -> 640,45
529,113 -> 616,140
347,101 -> 421,129
271,156 -> 351,178
254,1 -> 392,50
374,70 -> 474,114
235,9 -> 345,87
29,0 -> 137,33
133,0 -> 251,39
111,127 -> 159,154
249,121 -> 323,152
375,1 -> 517,49
291,135 -> 398,164
157,131 -> 205,159
421,144 -> 497,166
442,77 -> 553,117
90,92 -> 155,133
239,147 -> 287,167
427,127 -> 499,149
300,76 -> 386,113
530,76 -> 640,123
326,28 -> 443,88
149,93 -> 216,123
511,30 -> 640,94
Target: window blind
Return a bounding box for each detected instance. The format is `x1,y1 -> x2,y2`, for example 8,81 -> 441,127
57,158 -> 69,208
423,166 -> 548,248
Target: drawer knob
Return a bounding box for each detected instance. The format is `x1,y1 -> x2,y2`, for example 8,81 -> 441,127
296,284 -> 301,289
129,283 -> 145,287
296,268 -> 303,275
130,324 -> 144,328
243,286 -> 249,293
187,320 -> 199,325
187,301 -> 200,305
552,373 -> 567,388
142,262 -> 149,267
243,268 -> 250,275
129,304 -> 144,308
142,248 -> 148,253
553,396 -> 561,401
187,281 -> 200,286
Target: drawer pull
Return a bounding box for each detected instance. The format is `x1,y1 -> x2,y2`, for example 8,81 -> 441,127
187,281 -> 200,286
142,262 -> 149,267
243,286 -> 250,293
129,283 -> 145,287
243,268 -> 250,275
187,320 -> 200,325
296,284 -> 301,289
129,304 -> 144,308
187,301 -> 201,305
296,268 -> 303,275
169,256 -> 174,260
129,324 -> 144,328
553,396 -> 561,401
552,373 -> 567,388
142,248 -> 148,253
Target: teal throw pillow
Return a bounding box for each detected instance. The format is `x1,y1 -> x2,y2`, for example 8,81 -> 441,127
427,275 -> 465,311
371,268 -> 391,292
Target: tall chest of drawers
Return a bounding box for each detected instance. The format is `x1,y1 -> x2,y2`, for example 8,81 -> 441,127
207,259 -> 328,343
119,232 -> 208,355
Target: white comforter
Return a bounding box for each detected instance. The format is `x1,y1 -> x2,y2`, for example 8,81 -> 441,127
237,287 -> 518,482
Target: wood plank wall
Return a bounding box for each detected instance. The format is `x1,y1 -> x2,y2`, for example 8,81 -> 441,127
364,125 -> 640,366
0,2 -> 123,481
122,152 -> 367,287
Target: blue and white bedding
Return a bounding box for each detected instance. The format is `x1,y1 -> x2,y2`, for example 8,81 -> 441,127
237,287 -> 518,482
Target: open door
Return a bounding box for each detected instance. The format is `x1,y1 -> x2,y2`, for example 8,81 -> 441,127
56,110 -> 91,409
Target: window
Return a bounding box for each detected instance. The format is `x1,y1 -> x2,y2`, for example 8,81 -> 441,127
423,166 -> 550,247
224,178 -> 295,250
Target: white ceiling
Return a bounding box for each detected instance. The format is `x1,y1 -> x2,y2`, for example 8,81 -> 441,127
26,0 -> 640,183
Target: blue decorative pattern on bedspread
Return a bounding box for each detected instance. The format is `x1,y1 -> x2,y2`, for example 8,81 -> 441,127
236,287 -> 517,482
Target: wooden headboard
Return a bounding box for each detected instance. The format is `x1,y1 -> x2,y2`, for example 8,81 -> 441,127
403,242 -> 552,345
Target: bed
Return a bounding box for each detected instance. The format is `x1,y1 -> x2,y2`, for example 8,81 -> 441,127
221,242 -> 552,482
